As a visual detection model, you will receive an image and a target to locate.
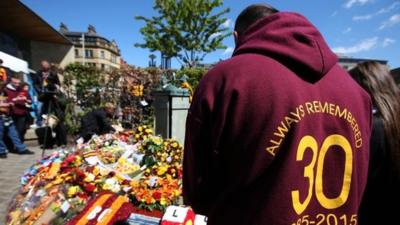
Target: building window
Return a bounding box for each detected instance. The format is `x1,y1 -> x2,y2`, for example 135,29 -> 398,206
111,54 -> 116,63
101,64 -> 105,70
101,50 -> 105,59
75,49 -> 79,57
85,49 -> 93,58
86,37 -> 96,43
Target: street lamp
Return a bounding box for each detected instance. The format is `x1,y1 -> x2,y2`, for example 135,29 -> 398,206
80,33 -> 85,65
149,54 -> 156,67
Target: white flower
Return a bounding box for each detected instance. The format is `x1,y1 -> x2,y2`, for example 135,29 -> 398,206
148,176 -> 158,188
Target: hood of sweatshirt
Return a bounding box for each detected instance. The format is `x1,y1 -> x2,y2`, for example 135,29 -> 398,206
6,83 -> 17,91
233,12 -> 338,82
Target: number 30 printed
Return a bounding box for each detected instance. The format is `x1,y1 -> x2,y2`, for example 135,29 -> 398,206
291,135 -> 353,215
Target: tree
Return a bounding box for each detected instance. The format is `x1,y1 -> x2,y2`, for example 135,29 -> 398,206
135,0 -> 230,67
62,63 -> 105,134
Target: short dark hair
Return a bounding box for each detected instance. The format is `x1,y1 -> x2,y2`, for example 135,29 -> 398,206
21,82 -> 29,87
0,59 -> 3,64
234,4 -> 279,36
12,72 -> 24,80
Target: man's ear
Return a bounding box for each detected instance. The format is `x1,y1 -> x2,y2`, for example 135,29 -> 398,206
233,31 -> 239,46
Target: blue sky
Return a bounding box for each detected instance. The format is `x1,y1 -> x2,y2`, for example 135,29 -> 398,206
22,0 -> 400,69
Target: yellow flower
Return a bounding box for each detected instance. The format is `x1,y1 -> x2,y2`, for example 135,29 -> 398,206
93,166 -> 100,176
74,156 -> 83,166
151,136 -> 162,145
173,189 -> 181,197
157,166 -> 168,176
160,197 -> 167,206
138,126 -> 143,132
52,176 -> 64,185
84,173 -> 95,182
171,142 -> 178,148
67,186 -> 80,197
118,157 -> 127,164
130,180 -> 139,188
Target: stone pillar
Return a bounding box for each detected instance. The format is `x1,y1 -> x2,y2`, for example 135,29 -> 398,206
153,89 -> 190,144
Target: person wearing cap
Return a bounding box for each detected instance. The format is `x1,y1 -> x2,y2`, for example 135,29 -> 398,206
79,103 -> 116,142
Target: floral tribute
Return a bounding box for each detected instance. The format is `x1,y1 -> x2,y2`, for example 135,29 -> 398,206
7,127 -> 184,225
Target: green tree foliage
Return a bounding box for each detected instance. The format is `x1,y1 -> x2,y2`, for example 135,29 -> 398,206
135,0 -> 230,67
63,63 -> 103,110
175,67 -> 208,89
62,63 -> 104,134
61,63 -> 163,134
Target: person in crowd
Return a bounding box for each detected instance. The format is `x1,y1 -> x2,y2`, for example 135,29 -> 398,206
349,61 -> 400,225
32,60 -> 60,95
31,60 -> 60,126
4,74 -> 32,142
39,82 -> 68,147
0,80 -> 34,158
20,83 -> 34,133
79,103 -> 116,142
0,59 -> 8,82
30,61 -> 67,148
183,4 -> 372,225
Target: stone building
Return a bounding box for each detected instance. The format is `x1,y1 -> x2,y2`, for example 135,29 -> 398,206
0,0 -> 74,71
60,24 -> 121,70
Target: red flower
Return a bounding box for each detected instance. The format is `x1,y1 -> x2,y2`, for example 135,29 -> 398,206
65,155 -> 76,163
177,168 -> 183,178
152,191 -> 161,200
84,183 -> 96,192
121,179 -> 130,185
77,192 -> 89,200
60,167 -> 73,173
75,169 -> 86,179
86,166 -> 94,173
61,155 -> 76,168
108,171 -> 116,177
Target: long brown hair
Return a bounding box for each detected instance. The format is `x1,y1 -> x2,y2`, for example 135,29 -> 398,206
349,61 -> 400,178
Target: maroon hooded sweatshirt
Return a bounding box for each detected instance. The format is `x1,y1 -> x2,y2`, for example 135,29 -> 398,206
4,83 -> 32,116
183,12 -> 372,225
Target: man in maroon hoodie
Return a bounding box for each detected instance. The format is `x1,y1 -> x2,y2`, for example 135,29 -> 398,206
183,4 -> 372,225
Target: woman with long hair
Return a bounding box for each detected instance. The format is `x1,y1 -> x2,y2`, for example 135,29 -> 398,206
349,61 -> 400,225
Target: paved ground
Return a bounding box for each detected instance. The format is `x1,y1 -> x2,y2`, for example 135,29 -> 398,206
0,139 -> 58,225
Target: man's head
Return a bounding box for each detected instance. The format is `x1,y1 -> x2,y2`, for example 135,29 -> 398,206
41,60 -> 50,71
104,102 -> 115,116
11,76 -> 22,89
11,72 -> 24,88
234,4 -> 279,43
